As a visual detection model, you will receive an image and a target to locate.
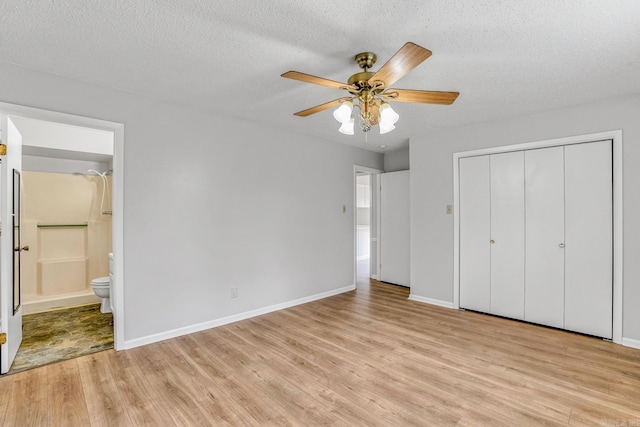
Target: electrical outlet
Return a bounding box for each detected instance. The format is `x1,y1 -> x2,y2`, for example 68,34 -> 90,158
446,205 -> 453,214
231,287 -> 238,298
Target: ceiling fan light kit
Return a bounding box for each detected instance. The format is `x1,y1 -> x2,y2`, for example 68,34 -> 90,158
282,42 -> 459,136
333,100 -> 353,124
379,101 -> 399,129
338,117 -> 355,135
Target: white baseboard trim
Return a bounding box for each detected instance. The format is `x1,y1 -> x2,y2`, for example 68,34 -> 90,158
122,284 -> 356,350
408,294 -> 455,309
622,337 -> 640,350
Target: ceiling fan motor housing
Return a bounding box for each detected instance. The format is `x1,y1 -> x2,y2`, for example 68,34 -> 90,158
349,52 -> 379,90
354,52 -> 377,70
348,71 -> 376,88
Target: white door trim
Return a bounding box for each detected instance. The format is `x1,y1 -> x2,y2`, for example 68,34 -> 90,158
453,130 -> 623,345
0,101 -> 125,350
354,165 -> 382,286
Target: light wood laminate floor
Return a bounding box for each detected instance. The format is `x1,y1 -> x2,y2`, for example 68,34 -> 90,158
1,277 -> 640,426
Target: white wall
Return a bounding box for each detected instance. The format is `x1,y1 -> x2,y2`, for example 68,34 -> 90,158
384,146 -> 410,172
0,61 -> 383,345
410,95 -> 640,342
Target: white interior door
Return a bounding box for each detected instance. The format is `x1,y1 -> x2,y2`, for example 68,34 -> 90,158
1,115 -> 23,374
379,170 -> 410,287
459,156 -> 491,312
490,152 -> 525,319
524,146 -> 565,329
564,141 -> 612,338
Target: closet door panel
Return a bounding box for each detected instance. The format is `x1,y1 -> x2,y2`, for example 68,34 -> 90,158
489,152 -> 525,319
525,147 -> 565,328
459,156 -> 491,312
564,141 -> 613,338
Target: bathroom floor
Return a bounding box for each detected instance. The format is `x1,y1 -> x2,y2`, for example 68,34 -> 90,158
7,304 -> 113,375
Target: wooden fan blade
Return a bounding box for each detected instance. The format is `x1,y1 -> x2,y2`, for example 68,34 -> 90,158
294,97 -> 352,117
368,42 -> 432,88
384,88 -> 459,105
282,71 -> 349,90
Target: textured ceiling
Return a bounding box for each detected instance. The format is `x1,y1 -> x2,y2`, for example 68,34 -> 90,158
2,1 -> 640,152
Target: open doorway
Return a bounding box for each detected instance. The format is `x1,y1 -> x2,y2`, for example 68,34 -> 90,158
16,117 -> 113,312
356,173 -> 371,284
0,103 -> 124,375
354,166 -> 381,287
10,116 -> 114,373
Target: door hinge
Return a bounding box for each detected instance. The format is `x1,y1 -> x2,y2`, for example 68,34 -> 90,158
0,333 -> 6,345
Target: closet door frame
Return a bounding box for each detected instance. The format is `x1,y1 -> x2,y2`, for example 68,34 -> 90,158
452,130 -> 623,345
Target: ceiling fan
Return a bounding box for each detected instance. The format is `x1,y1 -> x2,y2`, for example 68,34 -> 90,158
281,42 -> 459,135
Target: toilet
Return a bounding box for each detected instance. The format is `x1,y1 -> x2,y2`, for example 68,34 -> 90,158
91,276 -> 111,313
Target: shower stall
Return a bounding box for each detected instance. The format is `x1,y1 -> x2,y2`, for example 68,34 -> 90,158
21,170 -> 112,313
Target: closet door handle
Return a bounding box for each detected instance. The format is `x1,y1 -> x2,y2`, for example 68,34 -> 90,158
559,243 -> 565,248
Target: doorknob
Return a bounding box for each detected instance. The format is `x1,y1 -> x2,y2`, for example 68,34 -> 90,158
14,246 -> 29,252
559,243 -> 565,248
490,240 -> 495,244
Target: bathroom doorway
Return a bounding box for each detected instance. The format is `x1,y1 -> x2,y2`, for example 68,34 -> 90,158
12,117 -> 114,373
16,117 -> 114,313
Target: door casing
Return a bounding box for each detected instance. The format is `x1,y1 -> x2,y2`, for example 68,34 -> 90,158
0,101 -> 125,351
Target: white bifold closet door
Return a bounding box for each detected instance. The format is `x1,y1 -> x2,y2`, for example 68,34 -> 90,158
489,152 -> 525,319
459,152 -> 525,317
459,156 -> 491,312
459,140 -> 612,338
525,147 -> 566,328
525,142 -> 612,337
564,141 -> 612,338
